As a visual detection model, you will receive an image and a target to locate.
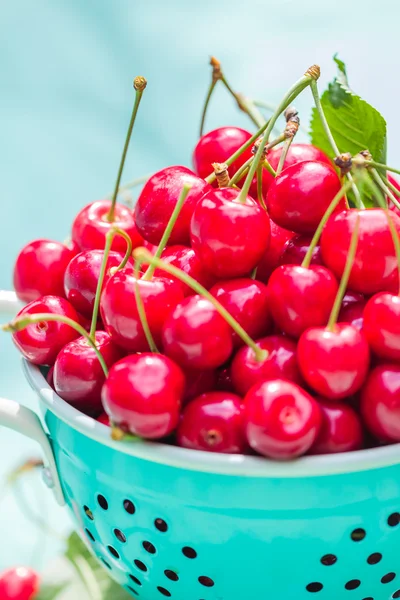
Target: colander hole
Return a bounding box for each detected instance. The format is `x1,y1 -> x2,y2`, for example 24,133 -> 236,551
198,576 -> 214,587
306,582 -> 323,593
114,529 -> 127,543
164,570 -> 179,581
367,553 -> 382,565
134,559 -> 148,572
107,545 -> 120,559
97,494 -> 108,510
393,591 -> 400,598
154,518 -> 168,532
382,573 -> 396,584
157,587 -> 171,597
85,529 -> 95,542
388,513 -> 400,527
345,579 -> 360,590
127,586 -> 139,596
124,499 -> 136,514
182,546 -> 197,559
362,598 -> 374,600
129,575 -> 142,586
101,558 -> 111,570
142,541 -> 156,554
351,528 -> 366,542
321,554 -> 337,566
83,505 -> 94,520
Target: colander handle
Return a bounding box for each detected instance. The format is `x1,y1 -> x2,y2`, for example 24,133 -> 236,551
0,397 -> 65,506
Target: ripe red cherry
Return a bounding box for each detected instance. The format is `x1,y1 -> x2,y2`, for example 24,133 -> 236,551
97,412 -> 110,426
0,566 -> 40,600
46,365 -> 55,389
209,278 -> 271,348
363,292 -> 400,361
266,161 -> 344,234
231,334 -> 302,395
162,295 -> 233,369
361,363 -> 400,441
255,221 -> 295,284
338,300 -> 365,331
192,126 -> 253,182
13,239 -> 74,303
215,364 -> 235,392
298,323 -> 370,400
53,331 -> 122,415
309,399 -> 364,454
267,265 -> 338,338
279,234 -> 322,266
321,208 -> 400,294
64,250 -> 132,318
135,166 -> 211,245
12,296 -> 80,365
341,291 -> 365,309
102,353 -> 184,439
191,187 -> 271,278
71,200 -> 143,252
244,379 -> 321,459
183,369 -> 217,404
100,269 -> 184,351
155,245 -> 216,296
177,392 -> 247,453
388,174 -> 400,216
267,143 -> 332,171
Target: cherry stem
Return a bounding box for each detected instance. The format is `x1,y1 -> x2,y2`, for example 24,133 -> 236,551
199,79 -> 218,137
3,314 -> 109,376
373,169 -> 400,212
107,77 -> 147,222
276,137 -> 293,176
253,99 -> 309,135
256,164 -> 267,210
228,157 -> 252,186
327,216 -> 360,331
220,77 -> 266,128
302,178 -> 354,268
133,259 -> 159,353
134,248 -> 267,362
106,173 -> 150,201
267,133 -> 286,149
365,160 -> 400,178
142,183 -> 192,280
383,174 -> 400,200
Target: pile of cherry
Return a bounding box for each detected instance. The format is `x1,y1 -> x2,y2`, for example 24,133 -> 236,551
7,118 -> 400,460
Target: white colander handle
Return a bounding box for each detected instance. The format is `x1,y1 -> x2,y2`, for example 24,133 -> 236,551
0,397 -> 65,505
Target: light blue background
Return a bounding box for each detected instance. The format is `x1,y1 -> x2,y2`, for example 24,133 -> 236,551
1,0 -> 400,569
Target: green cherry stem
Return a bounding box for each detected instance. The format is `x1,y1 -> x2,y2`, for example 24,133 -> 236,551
276,137 -> 293,176
107,76 -> 147,222
257,164 -> 267,210
220,76 -> 266,128
134,248 -> 267,362
133,259 -> 159,353
106,173 -> 150,201
372,169 -> 400,212
199,79 -> 218,137
383,174 -> 400,198
228,157 -> 252,186
365,160 -> 400,178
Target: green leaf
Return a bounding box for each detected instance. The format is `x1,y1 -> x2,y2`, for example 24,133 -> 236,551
333,53 -> 349,87
35,583 -> 66,600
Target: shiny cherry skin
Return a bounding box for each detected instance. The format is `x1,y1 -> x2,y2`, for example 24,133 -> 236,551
230,334 -> 302,395
183,369 -> 217,404
309,399 -> 364,454
53,331 -> 122,415
255,221 -> 295,284
135,166 -> 211,246
363,292 -> 400,361
279,234 -> 322,266
71,200 -> 143,252
298,323 -> 370,400
321,208 -> 400,294
0,566 -> 40,600
97,412 -> 110,426
12,296 -> 80,365
155,245 -> 216,296
266,161 -> 344,234
177,392 -> 247,454
341,291 -> 365,309
46,365 -> 55,389
64,250 -> 132,318
267,143 -> 333,171
388,174 -> 400,216
244,379 -> 321,459
191,187 -> 271,278
192,126 -> 253,183
100,269 -> 184,352
102,353 -> 185,439
361,363 -> 400,442
338,300 -> 365,331
13,239 -> 74,303
162,295 -> 233,369
267,265 -> 338,338
209,278 -> 271,348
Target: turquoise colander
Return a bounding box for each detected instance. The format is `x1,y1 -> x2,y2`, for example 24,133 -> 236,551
2,292 -> 400,600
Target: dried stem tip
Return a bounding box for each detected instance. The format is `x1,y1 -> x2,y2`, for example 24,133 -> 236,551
212,162 -> 230,188
252,137 -> 267,158
334,152 -> 353,176
210,56 -> 223,82
284,106 -> 300,138
111,425 -> 126,441
352,150 -> 372,169
305,65 -> 321,80
134,76 -> 147,91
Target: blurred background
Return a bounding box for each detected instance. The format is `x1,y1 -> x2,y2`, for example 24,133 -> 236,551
0,0 -> 399,580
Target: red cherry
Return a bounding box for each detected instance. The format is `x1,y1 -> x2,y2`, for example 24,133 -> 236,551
134,166 -> 211,245
215,364 -> 235,392
155,245 -> 216,296
298,323 -> 370,400
97,411 -> 110,426
361,363 -> 400,441
321,208 -> 400,294
191,187 -> 271,278
72,200 -> 143,253
12,296 -> 80,365
13,239 -> 73,303
341,291 -> 365,309
266,161 -> 344,234
53,331 -> 122,415
268,143 -> 333,171
231,334 -> 301,395
64,250 -> 132,318
255,221 -> 295,284
183,369 -> 217,404
363,292 -> 400,361
244,379 -> 321,459
0,567 -> 40,600
309,399 -> 364,454
192,126 -> 253,183
162,295 -> 233,369
267,265 -> 338,338
102,353 -> 184,439
388,174 -> 400,216
46,365 -> 55,389
177,392 -> 247,453
279,234 -> 322,266
100,269 -> 184,352
338,300 -> 365,331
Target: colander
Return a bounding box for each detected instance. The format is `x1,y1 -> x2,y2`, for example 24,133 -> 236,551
2,292 -> 400,600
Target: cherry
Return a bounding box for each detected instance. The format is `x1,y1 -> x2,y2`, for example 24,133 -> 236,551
309,399 -> 364,455
71,200 -> 143,252
53,331 -> 122,415
177,392 -> 247,454
191,187 -> 271,278
267,143 -> 332,172
46,365 -> 55,389
341,291 -> 365,309
321,208 -> 400,294
267,265 -> 338,338
298,323 -> 370,400
361,363 -> 400,442
0,567 -> 40,600
183,369 -> 217,404
279,234 -> 323,266
266,161 -> 344,234
215,364 -> 235,392
13,239 -> 74,303
10,296 -> 80,365
155,245 -> 216,296
388,174 -> 400,216
255,221 -> 295,284
192,126 -> 253,183
97,412 -> 110,426
244,379 -> 321,459
363,292 -> 400,361
100,269 -> 184,352
134,166 -> 211,246
338,300 -> 365,331
102,353 -> 184,439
